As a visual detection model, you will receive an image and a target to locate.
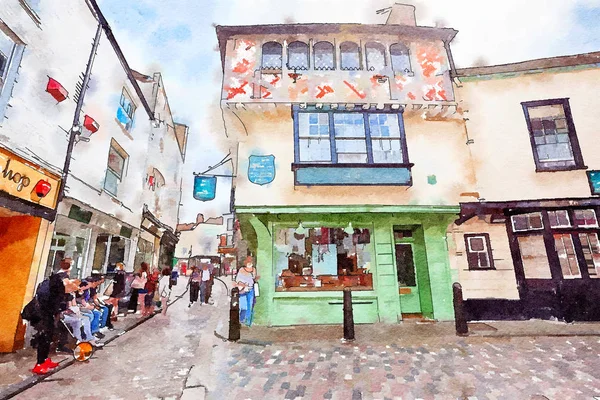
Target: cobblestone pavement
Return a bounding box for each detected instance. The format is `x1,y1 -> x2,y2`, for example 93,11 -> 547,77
213,336 -> 600,400
11,279 -> 600,400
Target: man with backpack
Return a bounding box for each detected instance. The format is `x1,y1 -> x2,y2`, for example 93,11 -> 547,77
31,258 -> 80,375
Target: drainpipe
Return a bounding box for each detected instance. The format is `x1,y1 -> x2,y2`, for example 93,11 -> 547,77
57,22 -> 103,203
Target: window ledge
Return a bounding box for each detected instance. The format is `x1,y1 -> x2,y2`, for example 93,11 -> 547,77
19,0 -> 41,26
292,163 -> 413,186
535,165 -> 588,173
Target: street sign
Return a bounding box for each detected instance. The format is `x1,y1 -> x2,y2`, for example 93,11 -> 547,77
248,155 -> 275,185
193,175 -> 217,201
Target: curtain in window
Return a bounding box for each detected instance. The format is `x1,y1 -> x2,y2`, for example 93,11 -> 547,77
287,41 -> 309,70
390,43 -> 411,74
261,42 -> 283,69
314,41 -> 334,70
340,42 -> 361,70
365,42 -> 386,71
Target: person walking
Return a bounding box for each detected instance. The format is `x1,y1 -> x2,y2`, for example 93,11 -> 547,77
158,268 -> 172,316
128,262 -> 149,314
187,266 -> 201,307
235,256 -> 260,326
199,263 -> 212,305
32,258 -> 79,375
142,268 -> 160,316
107,262 -> 126,319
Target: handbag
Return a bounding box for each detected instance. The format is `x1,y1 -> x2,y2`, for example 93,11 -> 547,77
131,275 -> 147,289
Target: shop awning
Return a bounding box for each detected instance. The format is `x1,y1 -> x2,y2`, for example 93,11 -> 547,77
456,197 -> 600,225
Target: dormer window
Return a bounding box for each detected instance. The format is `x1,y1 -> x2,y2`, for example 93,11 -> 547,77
340,41 -> 361,71
390,43 -> 412,74
314,41 -> 335,70
365,42 -> 386,71
287,41 -> 309,70
261,41 -> 283,70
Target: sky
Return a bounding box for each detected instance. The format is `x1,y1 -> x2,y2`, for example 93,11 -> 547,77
98,0 -> 600,224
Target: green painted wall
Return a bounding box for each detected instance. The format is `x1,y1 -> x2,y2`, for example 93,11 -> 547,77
238,208 -> 458,326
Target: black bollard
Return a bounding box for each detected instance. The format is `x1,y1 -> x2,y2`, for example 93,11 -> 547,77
229,287 -> 241,341
343,287 -> 355,342
453,282 -> 468,336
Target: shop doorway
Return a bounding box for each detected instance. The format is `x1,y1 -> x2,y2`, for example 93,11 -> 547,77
394,226 -> 434,319
92,234 -> 130,273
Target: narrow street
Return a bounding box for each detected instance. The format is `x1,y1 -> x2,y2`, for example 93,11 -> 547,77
10,277 -> 600,400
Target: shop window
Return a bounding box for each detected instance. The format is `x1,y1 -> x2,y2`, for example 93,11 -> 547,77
464,234 -> 495,270
553,233 -> 581,279
0,27 -> 24,122
578,233 -> 600,279
390,43 -> 412,74
548,210 -> 570,228
511,212 -> 543,232
573,209 -> 598,227
365,42 -> 386,71
134,238 -> 153,270
104,139 -> 128,196
522,99 -> 584,172
298,112 -> 331,162
314,41 -> 334,70
261,41 -> 282,70
287,41 -> 309,70
274,226 -> 373,292
340,41 -> 361,70
517,235 -> 552,279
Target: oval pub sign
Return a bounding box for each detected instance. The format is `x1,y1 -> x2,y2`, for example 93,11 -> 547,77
248,155 -> 275,185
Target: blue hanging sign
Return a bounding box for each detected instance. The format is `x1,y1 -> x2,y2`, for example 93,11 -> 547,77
248,155 -> 276,185
193,175 -> 217,201
587,171 -> 600,195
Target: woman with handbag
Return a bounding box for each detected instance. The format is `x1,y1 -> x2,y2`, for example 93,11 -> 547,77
235,256 -> 260,326
128,262 -> 149,314
158,268 -> 172,316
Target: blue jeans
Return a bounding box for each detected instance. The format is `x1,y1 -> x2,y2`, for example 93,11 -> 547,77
239,288 -> 255,326
200,281 -> 208,304
82,309 -> 102,333
98,306 -> 109,328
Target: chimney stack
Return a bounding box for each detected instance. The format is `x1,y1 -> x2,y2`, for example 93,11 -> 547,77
385,3 -> 417,26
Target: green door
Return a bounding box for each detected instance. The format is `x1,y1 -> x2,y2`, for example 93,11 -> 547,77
394,227 -> 434,318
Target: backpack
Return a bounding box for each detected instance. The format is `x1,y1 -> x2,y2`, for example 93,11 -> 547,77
35,277 -> 51,305
21,297 -> 42,324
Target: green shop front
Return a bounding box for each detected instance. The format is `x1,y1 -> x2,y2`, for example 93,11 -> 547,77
236,205 -> 458,326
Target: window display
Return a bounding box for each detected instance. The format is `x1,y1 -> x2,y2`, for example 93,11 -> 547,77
274,226 -> 373,292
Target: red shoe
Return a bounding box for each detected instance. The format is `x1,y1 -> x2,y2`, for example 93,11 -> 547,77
32,363 -> 50,375
43,358 -> 60,369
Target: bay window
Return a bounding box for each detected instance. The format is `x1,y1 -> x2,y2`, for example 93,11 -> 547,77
292,106 -> 411,185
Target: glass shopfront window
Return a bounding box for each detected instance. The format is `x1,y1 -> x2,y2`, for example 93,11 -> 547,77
274,226 -> 373,292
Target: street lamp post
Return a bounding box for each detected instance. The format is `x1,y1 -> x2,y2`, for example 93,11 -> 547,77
57,22 -> 103,204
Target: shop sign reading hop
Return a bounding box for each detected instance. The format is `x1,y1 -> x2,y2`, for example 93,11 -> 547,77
248,155 -> 275,185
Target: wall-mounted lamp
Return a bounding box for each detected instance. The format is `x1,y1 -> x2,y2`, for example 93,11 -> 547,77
294,221 -> 306,236
344,222 -> 354,235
